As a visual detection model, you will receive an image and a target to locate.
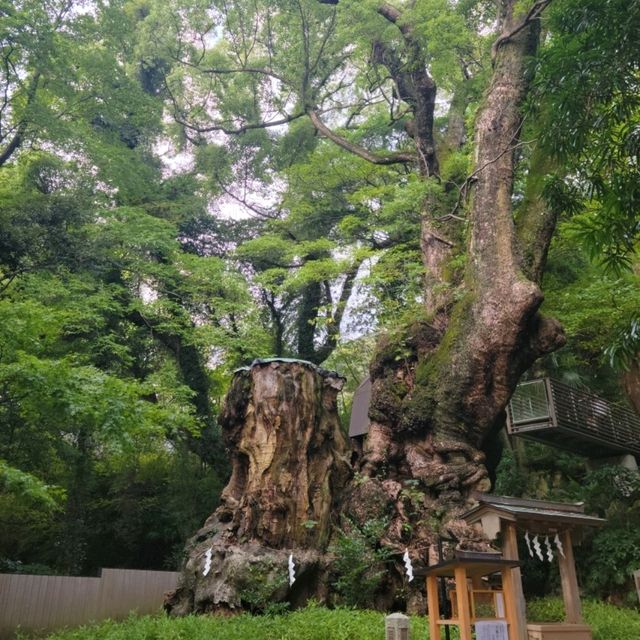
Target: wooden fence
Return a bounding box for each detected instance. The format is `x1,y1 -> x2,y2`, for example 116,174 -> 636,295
0,568 -> 180,638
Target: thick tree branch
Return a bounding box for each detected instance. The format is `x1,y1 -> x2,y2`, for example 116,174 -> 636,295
492,0 -> 553,60
175,111 -> 306,136
370,32 -> 438,176
376,3 -> 409,36
0,128 -> 24,167
309,110 -> 416,165
377,3 -> 401,23
318,0 -> 409,39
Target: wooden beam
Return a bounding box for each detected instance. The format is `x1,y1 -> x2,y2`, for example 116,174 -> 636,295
558,529 -> 583,624
426,576 -> 441,640
454,566 -> 473,640
501,521 -> 527,640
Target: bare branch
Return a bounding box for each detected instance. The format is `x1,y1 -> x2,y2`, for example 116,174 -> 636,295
176,109 -> 306,136
309,110 -> 416,165
197,65 -> 289,86
218,182 -> 280,220
309,4 -> 338,79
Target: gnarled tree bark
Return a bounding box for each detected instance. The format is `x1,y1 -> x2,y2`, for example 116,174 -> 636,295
165,359 -> 350,615
339,0 -> 564,602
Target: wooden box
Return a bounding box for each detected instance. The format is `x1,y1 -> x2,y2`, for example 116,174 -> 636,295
527,623 -> 592,640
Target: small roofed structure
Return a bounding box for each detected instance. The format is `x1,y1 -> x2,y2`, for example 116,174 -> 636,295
417,550 -> 521,640
506,378 -> 640,461
462,494 -> 605,640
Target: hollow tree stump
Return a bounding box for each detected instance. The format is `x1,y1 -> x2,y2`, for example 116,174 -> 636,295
165,359 -> 350,615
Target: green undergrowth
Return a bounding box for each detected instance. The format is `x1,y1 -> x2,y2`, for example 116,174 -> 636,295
23,599 -> 640,640
527,598 -> 640,640
32,605 -> 428,640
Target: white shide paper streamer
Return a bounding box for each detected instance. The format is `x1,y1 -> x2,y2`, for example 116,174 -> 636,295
403,548 -> 414,582
288,554 -> 296,586
202,547 -> 213,576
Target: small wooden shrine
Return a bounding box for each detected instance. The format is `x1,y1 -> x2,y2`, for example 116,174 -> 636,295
418,550 -> 520,640
506,378 -> 640,460
458,494 -> 605,640
418,494 -> 605,640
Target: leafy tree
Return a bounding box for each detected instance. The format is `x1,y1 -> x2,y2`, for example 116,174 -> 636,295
532,0 -> 640,274
1,0 -> 638,599
135,0 -> 640,582
0,0 -> 269,570
140,0 -> 566,548
234,141 -> 413,362
0,0 -> 162,201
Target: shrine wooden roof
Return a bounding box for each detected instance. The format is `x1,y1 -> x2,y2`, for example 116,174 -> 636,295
462,493 -> 606,529
415,551 -> 520,578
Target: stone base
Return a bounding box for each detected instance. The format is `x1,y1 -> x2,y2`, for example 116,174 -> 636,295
527,623 -> 592,640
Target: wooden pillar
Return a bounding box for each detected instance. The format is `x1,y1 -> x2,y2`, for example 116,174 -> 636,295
501,522 -> 527,640
426,576 -> 441,640
454,567 -> 473,640
501,565 -> 523,640
558,529 -> 583,624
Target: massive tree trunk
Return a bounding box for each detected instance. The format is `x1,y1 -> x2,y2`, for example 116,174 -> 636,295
342,0 -> 565,586
165,359 -> 350,615
170,0 -> 567,615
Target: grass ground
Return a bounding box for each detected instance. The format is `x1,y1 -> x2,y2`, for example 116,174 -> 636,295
24,598 -> 640,640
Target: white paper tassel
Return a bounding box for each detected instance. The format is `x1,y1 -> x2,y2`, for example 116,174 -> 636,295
533,534 -> 544,561
288,554 -> 296,586
202,547 -> 213,576
544,535 -> 554,562
554,533 -> 566,559
524,531 -> 534,558
403,548 -> 414,582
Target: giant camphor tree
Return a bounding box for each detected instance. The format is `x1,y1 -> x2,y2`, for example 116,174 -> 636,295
141,0 -> 640,611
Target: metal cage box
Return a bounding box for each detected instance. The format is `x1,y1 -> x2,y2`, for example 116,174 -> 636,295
506,378 -> 640,459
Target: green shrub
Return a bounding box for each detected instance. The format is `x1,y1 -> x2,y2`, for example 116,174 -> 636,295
577,466 -> 640,602
330,519 -> 392,608
527,598 -> 640,640
236,559 -> 289,615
